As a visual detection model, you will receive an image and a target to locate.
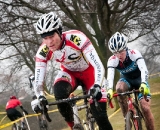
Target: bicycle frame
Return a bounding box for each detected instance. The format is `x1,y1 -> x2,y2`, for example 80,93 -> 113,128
48,94 -> 96,130
37,114 -> 48,130
108,89 -> 145,130
12,121 -> 27,130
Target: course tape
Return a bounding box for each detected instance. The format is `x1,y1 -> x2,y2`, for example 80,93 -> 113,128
0,91 -> 160,129
108,108 -> 120,119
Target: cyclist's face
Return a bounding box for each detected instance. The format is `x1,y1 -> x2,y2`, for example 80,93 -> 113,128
114,50 -> 126,62
42,32 -> 61,52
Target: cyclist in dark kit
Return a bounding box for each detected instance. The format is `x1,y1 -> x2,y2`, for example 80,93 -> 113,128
106,32 -> 155,130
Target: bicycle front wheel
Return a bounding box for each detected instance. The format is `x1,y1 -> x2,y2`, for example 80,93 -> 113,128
125,109 -> 144,130
126,111 -> 139,130
11,124 -> 18,130
39,120 -> 48,130
22,122 -> 28,130
73,124 -> 84,130
133,103 -> 146,130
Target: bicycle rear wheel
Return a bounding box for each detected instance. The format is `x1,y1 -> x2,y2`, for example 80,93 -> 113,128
12,124 -> 18,130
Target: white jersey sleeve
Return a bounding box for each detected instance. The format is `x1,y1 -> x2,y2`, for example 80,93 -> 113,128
129,49 -> 149,83
82,43 -> 105,86
106,55 -> 119,90
34,44 -> 49,98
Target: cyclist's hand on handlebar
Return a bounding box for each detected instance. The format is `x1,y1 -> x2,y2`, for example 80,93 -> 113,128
90,84 -> 102,101
139,83 -> 150,96
106,89 -> 113,100
39,95 -> 49,107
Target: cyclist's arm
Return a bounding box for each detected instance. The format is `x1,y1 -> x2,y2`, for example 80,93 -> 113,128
34,44 -> 52,98
129,49 -> 148,84
106,56 -> 118,89
137,58 -> 148,83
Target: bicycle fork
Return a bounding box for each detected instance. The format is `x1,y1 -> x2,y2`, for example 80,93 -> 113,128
128,97 -> 139,130
73,104 -> 81,124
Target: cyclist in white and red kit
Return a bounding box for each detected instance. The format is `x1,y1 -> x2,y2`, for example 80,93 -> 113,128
106,32 -> 155,130
34,12 -> 113,130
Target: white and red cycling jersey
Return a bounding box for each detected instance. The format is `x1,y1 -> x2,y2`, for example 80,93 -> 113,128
34,30 -> 106,101
107,49 -> 149,90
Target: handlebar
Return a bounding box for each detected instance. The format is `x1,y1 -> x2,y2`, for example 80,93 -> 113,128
107,89 -> 149,108
113,89 -> 140,97
49,95 -> 91,106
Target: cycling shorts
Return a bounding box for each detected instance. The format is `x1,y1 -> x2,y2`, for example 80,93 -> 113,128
6,108 -> 23,121
119,75 -> 151,100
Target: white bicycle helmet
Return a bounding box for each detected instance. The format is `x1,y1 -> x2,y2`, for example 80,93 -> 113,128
36,12 -> 62,35
108,32 -> 128,53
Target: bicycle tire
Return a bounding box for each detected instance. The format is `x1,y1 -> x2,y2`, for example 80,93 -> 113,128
73,124 -> 84,130
39,120 -> 48,130
12,124 -> 18,130
88,118 -> 96,130
126,111 -> 137,130
126,110 -> 145,130
133,103 -> 146,130
21,122 -> 28,130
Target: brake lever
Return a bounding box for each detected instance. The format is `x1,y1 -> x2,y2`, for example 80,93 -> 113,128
40,98 -> 52,122
107,94 -> 114,108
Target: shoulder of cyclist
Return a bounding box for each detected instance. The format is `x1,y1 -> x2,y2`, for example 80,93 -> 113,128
128,49 -> 144,60
35,43 -> 52,62
63,30 -> 89,49
107,55 -> 119,67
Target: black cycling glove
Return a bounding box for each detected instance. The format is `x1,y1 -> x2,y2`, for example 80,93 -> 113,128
90,84 -> 102,101
39,95 -> 48,106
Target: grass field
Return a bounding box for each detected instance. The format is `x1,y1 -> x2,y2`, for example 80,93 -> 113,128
0,77 -> 160,130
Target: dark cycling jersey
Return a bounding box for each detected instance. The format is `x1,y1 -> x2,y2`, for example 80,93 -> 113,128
107,49 -> 148,89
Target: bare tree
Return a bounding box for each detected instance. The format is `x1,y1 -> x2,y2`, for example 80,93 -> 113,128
140,28 -> 160,73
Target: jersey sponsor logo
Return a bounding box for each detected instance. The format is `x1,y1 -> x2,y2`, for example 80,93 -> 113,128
61,75 -> 70,81
56,52 -> 66,62
39,45 -> 49,57
120,62 -> 137,73
70,35 -> 81,46
35,69 -> 40,86
109,55 -> 116,60
89,52 -> 102,82
130,50 -> 136,54
68,53 -> 80,60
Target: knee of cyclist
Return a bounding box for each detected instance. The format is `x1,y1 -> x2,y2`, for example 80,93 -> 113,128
141,103 -> 151,114
116,87 -> 124,93
53,81 -> 72,100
